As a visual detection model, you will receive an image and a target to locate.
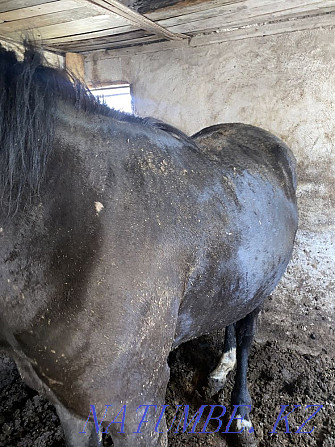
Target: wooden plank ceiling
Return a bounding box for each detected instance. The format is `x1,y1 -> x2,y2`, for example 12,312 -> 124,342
0,0 -> 334,53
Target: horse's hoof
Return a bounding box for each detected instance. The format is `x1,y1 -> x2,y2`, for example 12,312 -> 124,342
225,418 -> 258,447
226,433 -> 258,447
205,376 -> 226,398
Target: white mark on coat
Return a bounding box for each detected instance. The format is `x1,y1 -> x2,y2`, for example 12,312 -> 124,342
210,347 -> 236,383
236,415 -> 253,431
95,201 -> 104,214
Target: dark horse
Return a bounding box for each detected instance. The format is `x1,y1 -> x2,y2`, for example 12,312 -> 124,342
0,44 -> 298,446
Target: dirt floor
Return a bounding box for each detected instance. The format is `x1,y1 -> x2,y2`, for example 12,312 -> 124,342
0,332 -> 334,447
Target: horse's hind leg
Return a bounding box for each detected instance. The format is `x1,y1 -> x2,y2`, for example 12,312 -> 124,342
229,306 -> 260,445
208,324 -> 236,396
55,404 -> 102,447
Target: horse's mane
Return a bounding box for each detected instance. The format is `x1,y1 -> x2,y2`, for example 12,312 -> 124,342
0,43 -> 195,215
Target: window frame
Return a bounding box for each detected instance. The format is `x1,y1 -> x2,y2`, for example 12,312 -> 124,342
89,81 -> 134,114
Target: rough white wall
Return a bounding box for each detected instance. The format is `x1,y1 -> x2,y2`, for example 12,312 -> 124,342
85,28 -> 335,355
0,39 -> 64,68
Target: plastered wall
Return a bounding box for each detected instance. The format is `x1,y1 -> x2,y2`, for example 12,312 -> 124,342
0,39 -> 64,67
85,28 -> 335,356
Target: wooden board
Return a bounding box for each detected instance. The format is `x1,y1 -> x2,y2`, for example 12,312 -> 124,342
57,35 -> 162,51
191,9 -> 335,45
7,14 -> 135,40
0,7 -> 101,32
0,0 -> 81,22
75,0 -> 188,40
46,29 -> 149,45
0,0 -> 59,14
155,0 -> 335,34
158,0 -> 335,29
146,0 -> 245,20
42,24 -> 139,44
65,51 -> 84,78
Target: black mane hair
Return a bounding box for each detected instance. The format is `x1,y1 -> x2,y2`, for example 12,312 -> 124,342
0,43 -> 195,215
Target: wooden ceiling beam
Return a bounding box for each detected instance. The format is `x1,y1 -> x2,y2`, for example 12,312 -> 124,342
77,0 -> 189,40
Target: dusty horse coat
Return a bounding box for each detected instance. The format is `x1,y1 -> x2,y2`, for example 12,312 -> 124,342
0,46 -> 297,446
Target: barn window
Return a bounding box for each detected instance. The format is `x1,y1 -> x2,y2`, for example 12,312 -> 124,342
90,83 -> 133,114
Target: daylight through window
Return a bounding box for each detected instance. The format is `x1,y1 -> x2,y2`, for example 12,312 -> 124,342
90,84 -> 133,114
